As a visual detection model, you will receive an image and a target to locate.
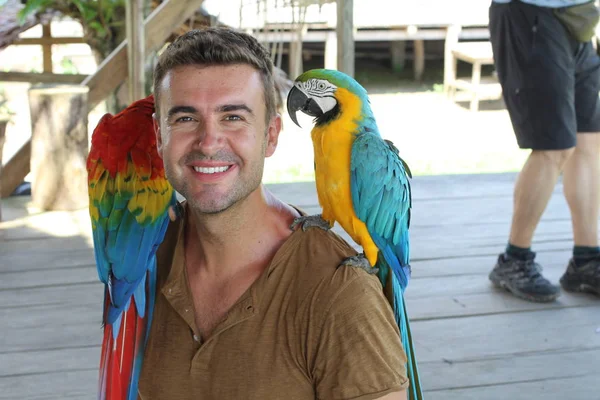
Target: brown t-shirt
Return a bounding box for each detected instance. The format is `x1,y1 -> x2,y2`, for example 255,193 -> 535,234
138,214 -> 408,400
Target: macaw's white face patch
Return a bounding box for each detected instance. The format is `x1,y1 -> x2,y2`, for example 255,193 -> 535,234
296,79 -> 338,113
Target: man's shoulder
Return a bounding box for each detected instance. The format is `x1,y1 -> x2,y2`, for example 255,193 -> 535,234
278,226 -> 384,305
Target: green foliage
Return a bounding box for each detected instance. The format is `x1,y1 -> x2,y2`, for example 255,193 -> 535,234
17,1 -> 126,46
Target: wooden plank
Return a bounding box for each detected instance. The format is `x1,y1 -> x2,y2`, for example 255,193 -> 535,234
0,369 -> 97,399
0,235 -> 92,253
2,318 -> 101,353
0,248 -> 94,273
452,41 -> 495,64
252,27 -> 490,43
3,302 -> 100,331
426,374 -> 599,400
411,307 -> 600,363
0,71 -> 87,84
13,37 -> 86,45
406,290 -> 598,322
420,348 -> 600,391
0,346 -> 99,378
0,265 -> 96,290
0,281 -> 101,309
0,140 -> 30,198
83,0 -> 206,109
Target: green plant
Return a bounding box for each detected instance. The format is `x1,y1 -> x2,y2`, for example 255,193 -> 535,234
17,0 -> 128,61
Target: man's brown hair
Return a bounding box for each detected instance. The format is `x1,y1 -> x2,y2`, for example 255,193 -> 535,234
153,27 -> 277,123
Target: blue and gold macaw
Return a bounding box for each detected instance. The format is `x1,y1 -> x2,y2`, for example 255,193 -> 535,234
287,69 -> 422,399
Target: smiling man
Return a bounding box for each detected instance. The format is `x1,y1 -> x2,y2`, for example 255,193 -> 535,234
137,27 -> 409,400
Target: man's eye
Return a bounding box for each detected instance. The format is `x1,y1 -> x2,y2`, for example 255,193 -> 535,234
175,116 -> 194,123
225,115 -> 242,121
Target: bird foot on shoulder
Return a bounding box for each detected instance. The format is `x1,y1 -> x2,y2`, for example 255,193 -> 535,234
339,254 -> 379,275
290,214 -> 332,232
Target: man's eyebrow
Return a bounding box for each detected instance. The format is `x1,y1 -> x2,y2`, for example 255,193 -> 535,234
167,105 -> 197,119
218,104 -> 253,115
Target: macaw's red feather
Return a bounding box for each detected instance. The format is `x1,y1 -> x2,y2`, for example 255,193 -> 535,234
87,95 -> 160,180
98,288 -> 148,400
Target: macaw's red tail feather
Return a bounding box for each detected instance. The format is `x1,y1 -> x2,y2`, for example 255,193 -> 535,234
98,295 -> 147,400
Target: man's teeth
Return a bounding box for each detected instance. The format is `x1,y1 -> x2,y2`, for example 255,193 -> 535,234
193,166 -> 230,174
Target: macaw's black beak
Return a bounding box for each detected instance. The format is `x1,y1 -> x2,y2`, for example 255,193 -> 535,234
286,86 -> 323,128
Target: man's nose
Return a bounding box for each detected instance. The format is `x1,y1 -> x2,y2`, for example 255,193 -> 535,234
195,119 -> 223,153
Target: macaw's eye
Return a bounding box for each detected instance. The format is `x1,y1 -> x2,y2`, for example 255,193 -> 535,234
318,82 -> 326,90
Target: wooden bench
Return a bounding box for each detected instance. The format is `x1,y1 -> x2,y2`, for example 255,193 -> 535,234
443,25 -> 502,111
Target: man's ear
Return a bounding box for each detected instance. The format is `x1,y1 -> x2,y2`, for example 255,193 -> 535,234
265,114 -> 282,158
153,112 -> 164,159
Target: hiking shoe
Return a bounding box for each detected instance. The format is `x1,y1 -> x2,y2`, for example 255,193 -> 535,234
489,253 -> 560,302
560,258 -> 600,297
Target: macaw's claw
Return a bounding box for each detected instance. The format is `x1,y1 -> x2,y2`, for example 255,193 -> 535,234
290,214 -> 332,232
339,253 -> 379,275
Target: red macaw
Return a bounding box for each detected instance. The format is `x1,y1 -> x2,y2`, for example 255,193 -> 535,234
87,95 -> 175,399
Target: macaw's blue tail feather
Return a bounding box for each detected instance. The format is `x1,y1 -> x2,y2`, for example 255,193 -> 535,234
390,272 -> 423,400
99,262 -> 157,400
127,259 -> 156,400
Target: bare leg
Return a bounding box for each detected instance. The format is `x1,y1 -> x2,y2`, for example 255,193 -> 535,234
562,133 -> 600,247
509,149 -> 574,248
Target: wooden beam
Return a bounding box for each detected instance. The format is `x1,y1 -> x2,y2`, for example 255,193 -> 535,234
83,0 -> 206,109
42,24 -> 52,73
0,72 -> 87,84
0,141 -> 30,199
253,27 -> 490,43
336,0 -> 354,77
13,37 -> 86,45
126,0 -> 146,102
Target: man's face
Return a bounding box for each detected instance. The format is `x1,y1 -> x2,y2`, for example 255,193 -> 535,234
154,64 -> 281,214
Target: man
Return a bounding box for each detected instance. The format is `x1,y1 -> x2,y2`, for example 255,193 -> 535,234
488,0 -> 600,302
138,27 -> 409,399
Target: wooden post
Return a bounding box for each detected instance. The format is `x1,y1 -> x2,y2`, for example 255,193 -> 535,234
413,40 -> 425,81
390,41 -> 406,72
444,25 -> 462,97
289,25 -> 307,79
126,0 -> 146,102
470,61 -> 482,112
28,85 -> 89,211
337,0 -> 354,77
42,24 -> 53,73
325,31 -> 337,70
0,118 -> 7,220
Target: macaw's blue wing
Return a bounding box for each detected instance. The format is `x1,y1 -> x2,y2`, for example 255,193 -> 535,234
350,131 -> 422,399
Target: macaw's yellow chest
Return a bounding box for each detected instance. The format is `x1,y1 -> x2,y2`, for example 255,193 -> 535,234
309,90 -> 379,265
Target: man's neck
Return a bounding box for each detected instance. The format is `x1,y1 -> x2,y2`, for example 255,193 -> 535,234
184,185 -> 299,278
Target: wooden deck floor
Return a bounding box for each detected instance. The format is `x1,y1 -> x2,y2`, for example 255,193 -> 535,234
1,172 -> 599,399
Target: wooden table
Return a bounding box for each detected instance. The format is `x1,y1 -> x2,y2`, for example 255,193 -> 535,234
446,41 -> 502,111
